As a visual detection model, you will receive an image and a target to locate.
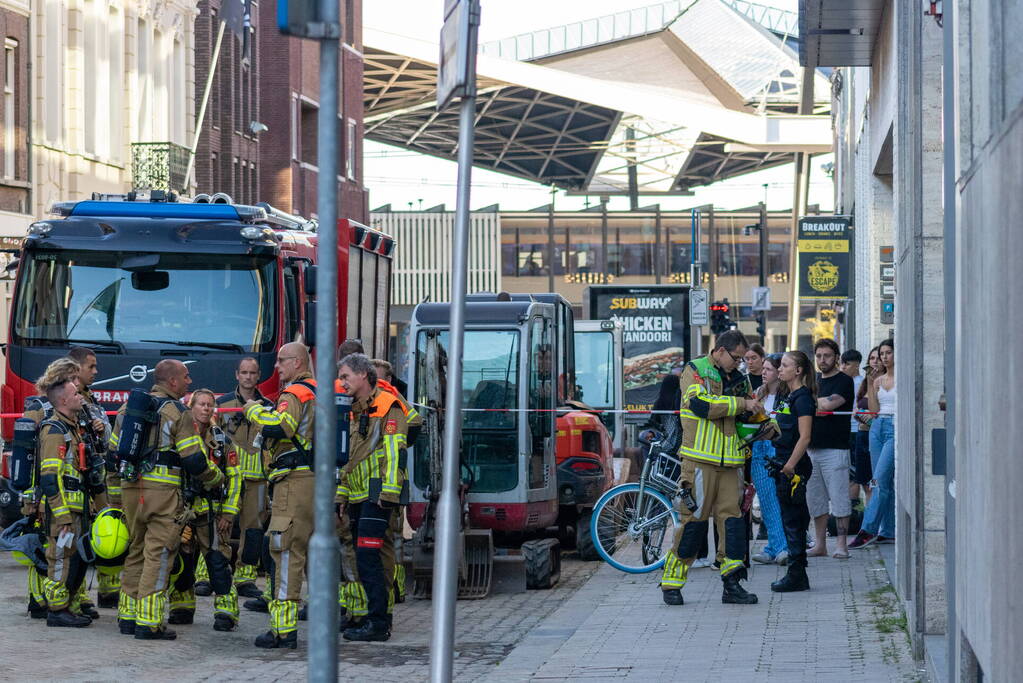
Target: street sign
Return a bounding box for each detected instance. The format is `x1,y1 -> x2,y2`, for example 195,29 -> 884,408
879,245 -> 894,264
881,299 -> 895,324
880,264 -> 895,282
881,283 -> 896,299
751,286 -> 771,312
689,287 -> 709,326
438,0 -> 479,110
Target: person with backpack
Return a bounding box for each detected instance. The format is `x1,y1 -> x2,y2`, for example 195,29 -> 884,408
110,359 -> 225,640
36,376 -> 93,627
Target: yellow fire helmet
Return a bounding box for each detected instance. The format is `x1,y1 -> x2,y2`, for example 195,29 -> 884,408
90,507 -> 130,560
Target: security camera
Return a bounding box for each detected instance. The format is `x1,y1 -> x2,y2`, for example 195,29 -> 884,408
249,121 -> 269,135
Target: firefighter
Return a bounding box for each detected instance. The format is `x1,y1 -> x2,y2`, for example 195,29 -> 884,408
36,377 -> 92,627
337,353 -> 410,642
68,346 -> 120,610
111,359 -> 224,640
660,330 -> 763,607
244,342 -> 316,649
167,389 -> 243,630
217,357 -> 272,599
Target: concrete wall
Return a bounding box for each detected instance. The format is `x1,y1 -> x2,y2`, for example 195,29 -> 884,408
951,0 -> 1023,678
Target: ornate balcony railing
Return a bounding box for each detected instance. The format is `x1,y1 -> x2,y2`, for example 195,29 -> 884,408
131,142 -> 189,192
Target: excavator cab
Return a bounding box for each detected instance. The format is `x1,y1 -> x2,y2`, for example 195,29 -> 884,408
406,298 -> 562,597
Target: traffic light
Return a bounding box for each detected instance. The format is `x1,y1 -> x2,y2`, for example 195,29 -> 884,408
710,300 -> 731,335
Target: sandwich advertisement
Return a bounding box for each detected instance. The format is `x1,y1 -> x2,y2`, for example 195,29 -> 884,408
587,285 -> 690,417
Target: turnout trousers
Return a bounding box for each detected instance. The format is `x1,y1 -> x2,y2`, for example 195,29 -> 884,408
169,518 -> 240,622
348,500 -> 397,623
266,472 -> 314,637
339,504 -> 401,619
44,514 -> 88,611
661,459 -> 747,590
235,479 -> 268,585
119,482 -> 183,628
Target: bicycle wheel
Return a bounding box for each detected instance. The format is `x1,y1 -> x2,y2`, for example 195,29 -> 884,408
590,483 -> 680,574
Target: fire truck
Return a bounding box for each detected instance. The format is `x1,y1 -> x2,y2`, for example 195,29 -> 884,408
1,191 -> 393,427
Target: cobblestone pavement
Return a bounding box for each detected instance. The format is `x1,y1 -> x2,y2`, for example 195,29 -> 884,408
0,551 -> 600,681
492,541 -> 925,682
0,539 -> 923,682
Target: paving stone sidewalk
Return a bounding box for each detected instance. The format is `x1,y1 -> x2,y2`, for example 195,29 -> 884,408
487,543 -> 924,682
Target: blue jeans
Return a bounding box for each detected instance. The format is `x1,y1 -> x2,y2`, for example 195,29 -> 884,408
862,417 -> 895,537
749,440 -> 787,558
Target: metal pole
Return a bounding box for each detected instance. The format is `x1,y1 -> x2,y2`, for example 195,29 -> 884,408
787,67 -> 815,351
654,204 -> 662,284
758,200 -> 768,344
600,196 -> 609,282
308,0 -> 340,678
183,21 -> 226,194
432,3 -> 480,680
547,200 -> 555,293
690,208 -> 702,357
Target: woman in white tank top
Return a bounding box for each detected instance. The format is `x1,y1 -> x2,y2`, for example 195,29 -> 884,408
850,339 -> 895,548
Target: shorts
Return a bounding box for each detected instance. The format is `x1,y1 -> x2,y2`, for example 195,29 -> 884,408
806,448 -> 852,518
849,431 -> 872,485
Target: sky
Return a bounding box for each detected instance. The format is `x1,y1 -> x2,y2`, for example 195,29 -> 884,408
361,0 -> 834,214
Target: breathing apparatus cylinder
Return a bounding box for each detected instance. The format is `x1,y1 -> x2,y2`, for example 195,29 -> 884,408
335,391 -> 352,467
117,389 -> 156,465
9,418 -> 38,492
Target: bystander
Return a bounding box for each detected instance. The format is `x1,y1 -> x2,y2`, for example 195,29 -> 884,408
807,339 -> 854,558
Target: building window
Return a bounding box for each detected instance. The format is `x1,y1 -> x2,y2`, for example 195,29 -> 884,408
346,119 -> 356,180
300,101 -> 318,166
4,39 -> 15,178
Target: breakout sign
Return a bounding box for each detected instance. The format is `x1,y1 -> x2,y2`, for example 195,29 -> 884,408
586,285 -> 690,416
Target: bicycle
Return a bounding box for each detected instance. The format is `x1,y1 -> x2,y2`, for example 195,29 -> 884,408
589,429 -> 684,573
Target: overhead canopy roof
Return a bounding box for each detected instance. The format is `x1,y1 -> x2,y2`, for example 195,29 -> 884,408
799,0 -> 886,67
364,0 -> 832,195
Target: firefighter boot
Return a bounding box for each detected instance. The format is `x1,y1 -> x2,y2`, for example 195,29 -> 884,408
771,564 -> 810,593
343,618 -> 390,642
236,582 -> 263,599
244,596 -> 269,613
46,609 -> 92,628
662,589 -> 684,606
134,625 -> 177,640
721,573 -> 759,604
28,595 -> 47,619
254,630 -> 297,649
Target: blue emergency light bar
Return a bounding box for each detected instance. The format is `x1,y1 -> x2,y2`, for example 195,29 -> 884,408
66,201 -> 243,220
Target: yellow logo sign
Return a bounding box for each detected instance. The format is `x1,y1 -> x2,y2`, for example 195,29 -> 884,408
807,259 -> 840,293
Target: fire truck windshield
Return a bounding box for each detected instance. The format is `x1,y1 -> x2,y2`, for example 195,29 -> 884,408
13,251 -> 278,352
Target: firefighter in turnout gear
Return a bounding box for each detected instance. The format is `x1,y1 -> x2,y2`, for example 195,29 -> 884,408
110,360 -> 224,640
37,378 -> 94,627
244,342 -> 316,650
337,353 -> 410,642
17,358 -> 82,620
217,357 -> 272,599
167,389 -> 243,631
68,346 -> 120,610
660,330 -> 764,606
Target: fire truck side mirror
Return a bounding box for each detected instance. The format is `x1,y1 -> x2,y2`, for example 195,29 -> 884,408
304,265 -> 318,296
304,301 -> 317,347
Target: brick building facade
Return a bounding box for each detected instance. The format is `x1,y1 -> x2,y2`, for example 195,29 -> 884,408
193,0 -> 260,204
257,0 -> 367,222
0,0 -> 30,229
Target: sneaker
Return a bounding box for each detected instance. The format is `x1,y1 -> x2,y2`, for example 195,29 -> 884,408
848,531 -> 877,549
774,551 -> 789,566
691,558 -> 713,569
751,552 -> 775,564
878,536 -> 895,544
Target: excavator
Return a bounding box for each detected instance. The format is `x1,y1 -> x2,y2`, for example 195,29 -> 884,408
405,293 -> 615,598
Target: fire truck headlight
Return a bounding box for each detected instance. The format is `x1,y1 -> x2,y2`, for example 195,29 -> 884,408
240,226 -> 263,240
28,222 -> 52,236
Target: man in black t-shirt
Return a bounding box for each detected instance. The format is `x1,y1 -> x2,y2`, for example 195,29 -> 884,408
807,339 -> 855,558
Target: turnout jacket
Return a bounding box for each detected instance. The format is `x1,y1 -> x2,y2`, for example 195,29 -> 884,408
191,423 -> 242,519
244,372 -> 316,482
109,384 -> 217,489
338,387 -> 409,506
38,410 -> 86,525
217,386 -> 270,481
677,355 -> 752,468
